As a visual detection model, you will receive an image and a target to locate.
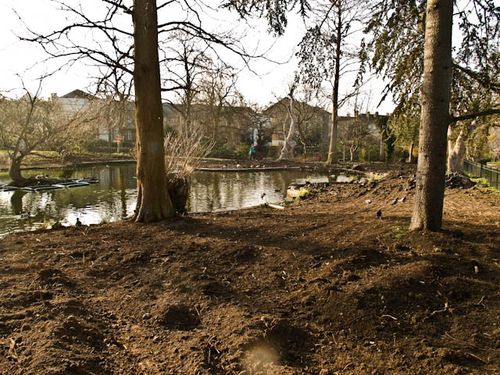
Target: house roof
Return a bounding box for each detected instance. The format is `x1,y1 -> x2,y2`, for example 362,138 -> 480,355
61,89 -> 96,99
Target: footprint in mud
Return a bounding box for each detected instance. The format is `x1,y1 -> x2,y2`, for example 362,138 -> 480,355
233,246 -> 258,263
157,304 -> 201,331
52,315 -> 104,351
199,279 -> 234,300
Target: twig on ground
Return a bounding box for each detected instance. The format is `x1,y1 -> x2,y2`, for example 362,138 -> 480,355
381,314 -> 398,321
467,352 -> 488,364
472,296 -> 486,308
429,301 -> 449,317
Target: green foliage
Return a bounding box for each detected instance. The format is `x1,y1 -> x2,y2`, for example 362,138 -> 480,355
298,187 -> 309,199
235,143 -> 250,159
392,225 -> 409,240
388,95 -> 420,150
209,143 -> 249,159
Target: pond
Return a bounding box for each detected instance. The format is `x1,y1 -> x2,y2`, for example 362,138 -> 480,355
0,163 -> 329,237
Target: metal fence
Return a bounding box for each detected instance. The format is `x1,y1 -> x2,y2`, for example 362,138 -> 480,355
464,160 -> 500,190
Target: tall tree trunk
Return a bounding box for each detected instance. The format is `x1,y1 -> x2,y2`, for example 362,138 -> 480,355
447,126 -> 466,174
326,5 -> 342,165
407,142 -> 414,163
132,0 -> 175,222
410,0 -> 453,231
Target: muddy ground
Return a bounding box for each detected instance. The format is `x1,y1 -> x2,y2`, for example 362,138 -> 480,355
0,167 -> 499,374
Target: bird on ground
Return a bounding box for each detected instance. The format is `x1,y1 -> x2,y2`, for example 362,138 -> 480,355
376,209 -> 382,219
261,192 -> 266,199
75,218 -> 82,227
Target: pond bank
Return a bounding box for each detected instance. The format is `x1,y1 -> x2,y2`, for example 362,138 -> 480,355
0,169 -> 498,374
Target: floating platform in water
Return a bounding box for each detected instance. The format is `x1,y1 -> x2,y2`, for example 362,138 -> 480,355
21,185 -> 62,192
1,178 -> 98,192
53,182 -> 90,189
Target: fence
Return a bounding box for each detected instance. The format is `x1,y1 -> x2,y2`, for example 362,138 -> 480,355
463,160 -> 500,190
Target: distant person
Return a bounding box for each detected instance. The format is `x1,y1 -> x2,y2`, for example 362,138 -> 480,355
248,145 -> 256,160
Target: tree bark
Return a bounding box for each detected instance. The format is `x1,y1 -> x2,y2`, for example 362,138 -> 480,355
447,126 -> 466,174
326,5 -> 342,165
278,97 -> 297,160
407,142 -> 414,163
132,0 -> 175,222
379,136 -> 385,161
8,157 -> 25,185
410,0 -> 453,231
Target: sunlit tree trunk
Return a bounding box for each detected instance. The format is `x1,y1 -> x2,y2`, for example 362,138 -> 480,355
407,142 -> 414,163
447,126 -> 466,174
132,0 -> 175,222
278,97 -> 297,160
410,0 -> 453,231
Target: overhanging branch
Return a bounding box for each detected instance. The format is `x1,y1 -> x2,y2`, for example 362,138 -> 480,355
450,107 -> 500,123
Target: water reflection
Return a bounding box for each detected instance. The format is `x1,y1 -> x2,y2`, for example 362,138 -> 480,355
0,163 -> 328,236
189,171 -> 293,212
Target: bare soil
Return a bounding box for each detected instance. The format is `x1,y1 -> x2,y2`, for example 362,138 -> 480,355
0,168 -> 499,374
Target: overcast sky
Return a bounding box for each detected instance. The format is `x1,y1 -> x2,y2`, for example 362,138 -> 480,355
0,0 -> 394,115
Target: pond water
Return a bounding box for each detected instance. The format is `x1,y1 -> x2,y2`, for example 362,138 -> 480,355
0,163 -> 329,237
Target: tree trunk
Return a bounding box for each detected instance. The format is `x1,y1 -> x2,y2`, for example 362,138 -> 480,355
278,97 -> 297,160
447,126 -> 466,174
9,157 -> 25,185
407,142 -> 414,163
132,0 -> 175,222
410,0 -> 453,231
379,136 -> 385,161
326,6 -> 342,165
349,145 -> 355,161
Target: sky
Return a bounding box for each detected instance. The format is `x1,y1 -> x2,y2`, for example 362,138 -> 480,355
0,0 -> 394,115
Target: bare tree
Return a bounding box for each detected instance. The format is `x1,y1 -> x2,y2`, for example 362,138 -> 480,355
277,83 -> 299,160
196,63 -> 239,143
297,0 -> 367,165
0,79 -> 92,185
161,32 -> 212,134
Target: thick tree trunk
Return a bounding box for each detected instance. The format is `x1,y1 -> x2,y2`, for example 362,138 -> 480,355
132,0 -> 175,222
9,157 -> 25,185
410,0 -> 453,231
447,126 -> 466,174
326,7 -> 342,165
